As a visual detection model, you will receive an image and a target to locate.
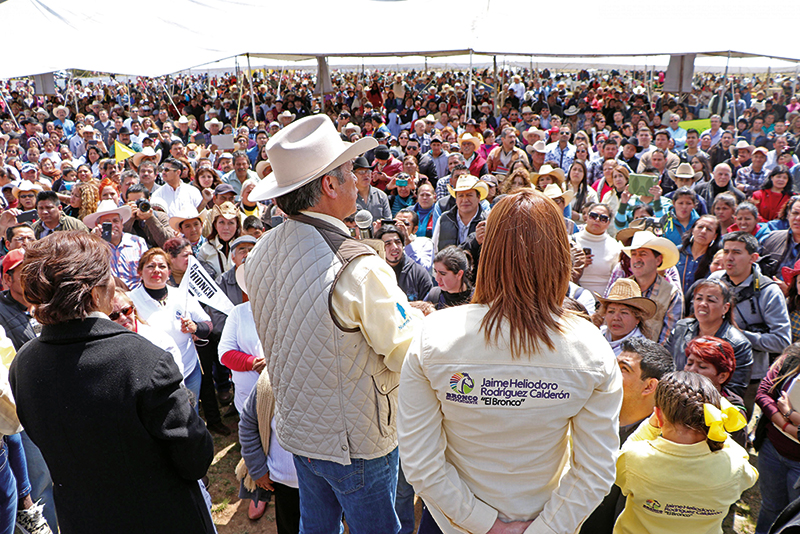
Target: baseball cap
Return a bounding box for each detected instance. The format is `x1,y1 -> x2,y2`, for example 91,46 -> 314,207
214,184 -> 236,196
2,249 -> 25,278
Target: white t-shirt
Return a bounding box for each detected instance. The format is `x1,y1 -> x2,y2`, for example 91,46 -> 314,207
218,302 -> 262,413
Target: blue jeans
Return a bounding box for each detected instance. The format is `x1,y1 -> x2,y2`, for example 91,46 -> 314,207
6,433 -> 30,500
396,461 -> 415,534
293,448 -> 401,534
21,430 -> 57,531
0,441 -> 17,534
756,439 -> 800,534
184,363 -> 202,414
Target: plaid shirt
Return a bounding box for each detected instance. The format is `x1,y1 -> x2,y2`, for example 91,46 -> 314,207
109,233 -> 149,290
735,165 -> 768,195
545,143 -> 576,171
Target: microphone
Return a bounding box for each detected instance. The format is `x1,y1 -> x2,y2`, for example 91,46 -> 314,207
354,209 -> 373,239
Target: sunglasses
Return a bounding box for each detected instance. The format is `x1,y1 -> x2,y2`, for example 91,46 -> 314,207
109,305 -> 134,321
588,212 -> 610,223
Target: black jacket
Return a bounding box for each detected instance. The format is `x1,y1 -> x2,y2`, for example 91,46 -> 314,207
392,254 -> 433,302
10,318 -> 215,534
693,180 -> 745,208
0,290 -> 34,351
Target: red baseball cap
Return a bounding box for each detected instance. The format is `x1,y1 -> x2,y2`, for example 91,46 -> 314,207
2,249 -> 25,278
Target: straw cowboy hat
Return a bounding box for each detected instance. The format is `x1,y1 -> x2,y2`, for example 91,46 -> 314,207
530,164 -> 566,187
11,181 -> 43,199
249,115 -> 377,201
729,140 -> 754,157
564,105 -> 579,116
131,146 -> 161,167
542,183 -> 575,205
169,206 -> 206,233
459,133 -> 482,152
596,278 -> 657,319
615,217 -> 662,245
447,174 -> 489,200
622,230 -> 680,270
84,200 -> 132,228
669,162 -> 703,182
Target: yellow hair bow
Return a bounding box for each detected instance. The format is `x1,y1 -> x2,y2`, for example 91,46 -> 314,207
704,398 -> 747,442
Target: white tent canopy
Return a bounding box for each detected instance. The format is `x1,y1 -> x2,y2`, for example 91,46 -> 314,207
1,0 -> 799,79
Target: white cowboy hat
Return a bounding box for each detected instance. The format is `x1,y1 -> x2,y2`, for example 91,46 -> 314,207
84,200 -> 132,228
169,206 -> 206,233
564,105 -> 579,116
447,174 -> 489,200
54,105 -> 70,116
175,116 -> 190,125
526,140 -> 547,155
542,183 -> 575,205
249,115 -> 377,201
11,181 -> 43,199
278,110 -> 296,121
204,117 -> 224,130
622,230 -> 680,270
522,128 -> 547,144
669,162 -> 703,182
235,264 -> 248,295
131,146 -> 160,167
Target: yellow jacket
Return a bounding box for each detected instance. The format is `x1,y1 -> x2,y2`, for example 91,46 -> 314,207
614,420 -> 757,534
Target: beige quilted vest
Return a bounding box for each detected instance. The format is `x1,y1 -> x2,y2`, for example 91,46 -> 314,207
246,214 -> 400,465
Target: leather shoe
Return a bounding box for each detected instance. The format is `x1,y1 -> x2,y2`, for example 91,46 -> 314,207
248,499 -> 267,520
206,421 -> 232,436
217,389 -> 233,406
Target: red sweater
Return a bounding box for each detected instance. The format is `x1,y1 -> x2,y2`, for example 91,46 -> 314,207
751,189 -> 790,222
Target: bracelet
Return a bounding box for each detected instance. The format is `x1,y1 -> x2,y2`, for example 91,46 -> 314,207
783,420 -> 792,432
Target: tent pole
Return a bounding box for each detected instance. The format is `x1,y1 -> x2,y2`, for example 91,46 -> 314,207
247,53 -> 257,125
276,67 -> 285,101
467,50 -> 474,121
794,63 -> 798,95
493,56 -> 498,117
720,51 -> 730,120
69,70 -> 79,116
160,80 -> 181,117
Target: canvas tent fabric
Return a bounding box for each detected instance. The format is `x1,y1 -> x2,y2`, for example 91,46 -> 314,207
1,0 -> 799,79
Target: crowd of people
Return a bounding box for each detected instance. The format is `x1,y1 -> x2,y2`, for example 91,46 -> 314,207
1,65 -> 800,533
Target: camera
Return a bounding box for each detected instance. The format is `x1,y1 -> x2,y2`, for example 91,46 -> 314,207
135,198 -> 151,212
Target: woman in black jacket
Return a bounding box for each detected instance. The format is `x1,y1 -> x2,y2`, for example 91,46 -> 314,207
8,231 -> 215,534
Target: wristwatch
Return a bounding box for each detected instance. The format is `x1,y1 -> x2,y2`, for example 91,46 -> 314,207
784,408 -> 795,420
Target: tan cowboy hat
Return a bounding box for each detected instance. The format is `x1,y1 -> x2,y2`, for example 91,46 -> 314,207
542,183 -> 575,205
669,162 -> 703,182
596,278 -> 657,319
11,181 -> 43,199
250,115 -> 377,201
255,160 -> 272,179
520,106 -> 534,115
522,127 -> 547,144
447,174 -> 489,200
459,133 -> 482,151
526,140 -> 547,156
131,146 -> 160,167
278,110 -> 296,121
729,140 -> 754,157
169,206 -> 206,232
530,164 -> 566,187
83,200 -> 132,228
615,217 -> 660,245
622,230 -> 680,270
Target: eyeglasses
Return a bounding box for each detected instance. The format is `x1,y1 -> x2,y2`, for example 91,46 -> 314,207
588,212 -> 610,223
109,305 -> 134,321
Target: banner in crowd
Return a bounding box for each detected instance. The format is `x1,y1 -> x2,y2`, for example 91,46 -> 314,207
179,256 -> 235,315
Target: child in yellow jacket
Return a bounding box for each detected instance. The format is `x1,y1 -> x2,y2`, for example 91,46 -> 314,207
614,371 -> 758,534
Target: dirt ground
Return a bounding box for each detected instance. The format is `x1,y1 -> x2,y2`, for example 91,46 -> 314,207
204,412 -> 760,534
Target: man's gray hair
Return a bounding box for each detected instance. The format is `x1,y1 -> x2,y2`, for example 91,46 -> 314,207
274,166 -> 346,216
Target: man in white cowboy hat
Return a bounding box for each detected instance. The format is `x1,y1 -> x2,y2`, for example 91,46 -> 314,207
203,118 -> 224,146
53,105 -> 75,138
84,200 -> 148,289
620,231 -> 683,344
243,115 -> 420,534
458,133 -> 488,179
277,110 -> 296,128
31,190 -> 88,240
152,158 -> 203,218
544,124 -> 576,170
432,174 -> 489,253
735,146 -> 769,195
526,140 -> 547,173
486,127 -> 526,177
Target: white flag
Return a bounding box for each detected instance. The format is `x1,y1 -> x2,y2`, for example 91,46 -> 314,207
179,256 -> 235,315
